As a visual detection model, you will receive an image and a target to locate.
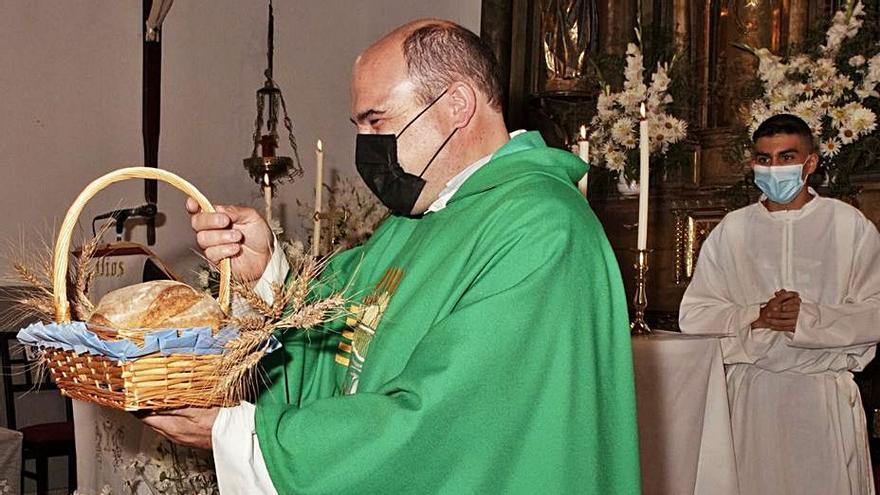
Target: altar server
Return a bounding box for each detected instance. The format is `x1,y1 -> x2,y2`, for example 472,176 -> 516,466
680,113 -> 880,495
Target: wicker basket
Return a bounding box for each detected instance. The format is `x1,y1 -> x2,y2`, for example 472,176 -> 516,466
44,167 -> 235,411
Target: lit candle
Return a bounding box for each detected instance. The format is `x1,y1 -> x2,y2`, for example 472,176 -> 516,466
637,103 -> 650,251
263,173 -> 272,223
312,139 -> 324,257
577,124 -> 590,196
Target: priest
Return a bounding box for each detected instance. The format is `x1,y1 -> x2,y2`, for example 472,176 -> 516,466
680,113 -> 880,495
143,19 -> 641,494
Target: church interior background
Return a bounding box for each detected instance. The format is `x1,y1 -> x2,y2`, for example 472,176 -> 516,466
483,0 -> 880,326
1,0 -> 879,493
482,0 -> 880,469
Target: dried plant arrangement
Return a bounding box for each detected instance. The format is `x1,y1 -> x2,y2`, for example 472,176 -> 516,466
299,175 -> 388,254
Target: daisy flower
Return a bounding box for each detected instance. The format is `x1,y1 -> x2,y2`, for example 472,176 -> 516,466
850,107 -> 877,135
610,117 -> 636,144
605,150 -> 627,172
838,125 -> 858,144
820,138 -> 842,157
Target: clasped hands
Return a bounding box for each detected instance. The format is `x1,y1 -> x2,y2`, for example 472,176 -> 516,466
752,289 -> 801,332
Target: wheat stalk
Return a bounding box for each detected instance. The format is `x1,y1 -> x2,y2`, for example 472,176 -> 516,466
208,241 -> 350,402
6,222 -> 110,323
68,223 -> 112,320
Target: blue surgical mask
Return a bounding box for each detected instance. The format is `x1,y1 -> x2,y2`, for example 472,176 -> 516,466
753,164 -> 805,204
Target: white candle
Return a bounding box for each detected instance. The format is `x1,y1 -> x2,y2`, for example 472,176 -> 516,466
312,139 -> 324,257
637,103 -> 650,251
577,124 -> 590,196
263,173 -> 272,223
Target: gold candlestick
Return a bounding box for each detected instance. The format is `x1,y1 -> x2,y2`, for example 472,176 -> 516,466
630,249 -> 652,336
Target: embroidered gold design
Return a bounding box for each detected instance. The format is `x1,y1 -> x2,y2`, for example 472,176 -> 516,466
335,333 -> 354,368
339,268 -> 404,394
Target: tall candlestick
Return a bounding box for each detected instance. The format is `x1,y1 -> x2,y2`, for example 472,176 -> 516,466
312,139 -> 324,257
637,103 -> 650,250
630,249 -> 652,335
577,124 -> 590,196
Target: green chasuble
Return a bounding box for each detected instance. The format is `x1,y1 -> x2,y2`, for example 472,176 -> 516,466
255,131 -> 641,494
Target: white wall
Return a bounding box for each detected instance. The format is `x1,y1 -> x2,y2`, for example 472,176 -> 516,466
0,0 -> 481,283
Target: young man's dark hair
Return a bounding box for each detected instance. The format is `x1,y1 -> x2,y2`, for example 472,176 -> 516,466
752,113 -> 815,151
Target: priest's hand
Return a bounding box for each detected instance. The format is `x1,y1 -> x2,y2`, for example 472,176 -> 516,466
140,407 -> 219,450
753,290 -> 801,332
187,198 -> 272,283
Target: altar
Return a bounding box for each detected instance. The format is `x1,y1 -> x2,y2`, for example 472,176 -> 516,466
632,331 -> 739,495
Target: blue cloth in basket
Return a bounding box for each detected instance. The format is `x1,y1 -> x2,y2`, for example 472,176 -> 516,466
16,321 -> 279,362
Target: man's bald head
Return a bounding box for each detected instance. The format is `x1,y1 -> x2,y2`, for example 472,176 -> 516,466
358,19 -> 504,112
350,19 -> 511,215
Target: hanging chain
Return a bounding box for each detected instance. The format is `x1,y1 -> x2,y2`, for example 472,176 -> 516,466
279,91 -> 303,176
264,0 -> 281,147
267,0 -> 274,81
268,88 -> 279,139
246,0 -> 302,177
250,91 -> 265,158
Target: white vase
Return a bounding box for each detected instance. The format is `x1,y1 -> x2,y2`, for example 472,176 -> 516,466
617,175 -> 640,196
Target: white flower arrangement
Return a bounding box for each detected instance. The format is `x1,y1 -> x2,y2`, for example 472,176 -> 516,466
588,29 -> 688,180
739,0 -> 879,168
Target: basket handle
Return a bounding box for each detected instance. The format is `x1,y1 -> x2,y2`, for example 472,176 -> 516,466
53,167 -> 231,322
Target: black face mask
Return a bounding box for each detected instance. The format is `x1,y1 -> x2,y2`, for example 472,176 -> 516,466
355,90 -> 458,216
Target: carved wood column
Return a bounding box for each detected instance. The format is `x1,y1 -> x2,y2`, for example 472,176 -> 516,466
480,0 -> 531,128
672,0 -> 691,50
596,0 -> 637,55
787,0 -> 810,47
480,0 -> 513,110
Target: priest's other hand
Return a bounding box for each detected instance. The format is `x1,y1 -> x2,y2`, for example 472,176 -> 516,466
187,198 -> 272,283
140,407 -> 219,450
753,290 -> 801,332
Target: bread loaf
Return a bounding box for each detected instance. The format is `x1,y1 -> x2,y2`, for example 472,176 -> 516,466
87,280 -> 224,342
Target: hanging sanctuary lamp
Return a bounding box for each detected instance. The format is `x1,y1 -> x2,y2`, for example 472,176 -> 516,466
243,0 -> 303,227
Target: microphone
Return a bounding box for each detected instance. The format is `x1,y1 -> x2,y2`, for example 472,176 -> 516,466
92,204 -> 158,239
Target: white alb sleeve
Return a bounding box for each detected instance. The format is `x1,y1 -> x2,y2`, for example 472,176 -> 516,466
215,236 -> 289,493
212,401 -> 278,495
